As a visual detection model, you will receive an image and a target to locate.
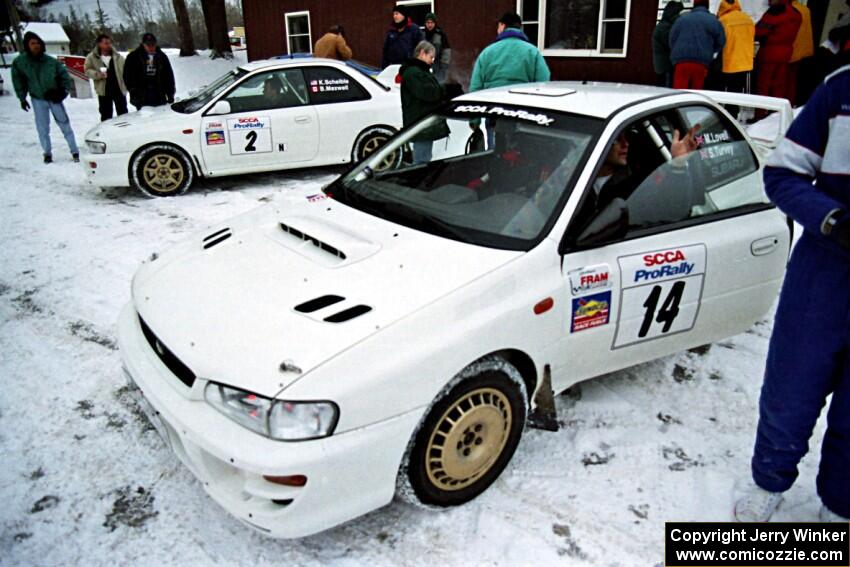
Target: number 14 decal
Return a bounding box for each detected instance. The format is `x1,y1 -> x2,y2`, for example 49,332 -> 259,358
639,281 -> 686,338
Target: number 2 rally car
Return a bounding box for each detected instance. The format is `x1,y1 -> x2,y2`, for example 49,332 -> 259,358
118,82 -> 792,537
82,57 -> 402,197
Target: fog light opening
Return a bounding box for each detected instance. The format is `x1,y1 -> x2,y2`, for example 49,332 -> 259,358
263,474 -> 307,487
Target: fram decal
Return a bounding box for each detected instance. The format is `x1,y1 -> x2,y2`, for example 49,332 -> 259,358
205,121 -> 223,129
568,264 -> 611,296
571,291 -> 611,333
205,130 -> 225,145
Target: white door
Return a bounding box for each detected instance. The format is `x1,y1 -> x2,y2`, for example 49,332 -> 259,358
550,103 -> 789,391
200,68 -> 319,175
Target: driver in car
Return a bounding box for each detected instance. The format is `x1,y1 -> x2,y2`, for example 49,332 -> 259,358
262,76 -> 294,108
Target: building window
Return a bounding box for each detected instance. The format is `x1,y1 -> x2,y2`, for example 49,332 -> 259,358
518,0 -> 631,58
285,11 -> 312,54
395,0 -> 435,27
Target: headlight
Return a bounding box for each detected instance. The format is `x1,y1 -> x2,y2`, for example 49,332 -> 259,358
86,140 -> 107,154
204,382 -> 338,441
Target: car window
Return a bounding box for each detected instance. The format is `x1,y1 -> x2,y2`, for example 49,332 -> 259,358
224,69 -> 309,113
303,67 -> 370,105
580,105 -> 762,233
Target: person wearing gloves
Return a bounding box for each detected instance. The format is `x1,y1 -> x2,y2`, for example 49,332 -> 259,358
754,0 -> 801,98
423,12 -> 451,83
123,33 -> 176,110
11,31 -> 79,164
735,64 -> 850,524
652,1 -> 684,87
382,5 -> 424,69
717,0 -> 755,96
669,0 -> 726,89
84,33 -> 128,121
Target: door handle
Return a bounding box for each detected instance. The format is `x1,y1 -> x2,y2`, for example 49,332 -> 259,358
751,236 -> 780,256
294,116 -> 312,124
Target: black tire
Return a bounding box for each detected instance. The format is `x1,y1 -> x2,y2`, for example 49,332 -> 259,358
402,358 -> 527,507
351,126 -> 401,171
130,144 -> 194,198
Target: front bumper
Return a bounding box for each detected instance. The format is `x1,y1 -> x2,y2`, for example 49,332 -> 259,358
81,150 -> 132,187
117,302 -> 422,538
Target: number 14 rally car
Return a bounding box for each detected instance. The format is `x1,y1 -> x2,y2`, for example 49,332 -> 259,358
118,82 -> 792,537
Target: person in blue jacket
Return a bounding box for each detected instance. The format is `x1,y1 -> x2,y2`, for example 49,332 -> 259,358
735,64 -> 850,523
382,5 -> 424,69
669,0 -> 726,89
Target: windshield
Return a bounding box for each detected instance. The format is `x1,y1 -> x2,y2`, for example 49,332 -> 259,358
172,69 -> 247,114
329,103 -> 601,250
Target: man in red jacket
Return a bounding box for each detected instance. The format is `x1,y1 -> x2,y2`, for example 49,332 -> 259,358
755,0 -> 801,98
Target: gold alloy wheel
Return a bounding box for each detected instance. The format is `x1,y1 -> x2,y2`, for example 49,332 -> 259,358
360,135 -> 398,171
142,153 -> 185,193
425,387 -> 513,491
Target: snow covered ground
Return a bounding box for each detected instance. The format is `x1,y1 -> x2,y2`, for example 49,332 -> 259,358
0,51 -> 829,567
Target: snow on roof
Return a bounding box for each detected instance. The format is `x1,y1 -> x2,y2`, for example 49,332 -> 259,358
22,22 -> 71,44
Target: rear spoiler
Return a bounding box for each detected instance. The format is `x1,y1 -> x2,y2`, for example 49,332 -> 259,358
691,90 -> 794,153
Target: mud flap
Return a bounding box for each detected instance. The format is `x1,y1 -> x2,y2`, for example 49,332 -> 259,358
527,365 -> 559,432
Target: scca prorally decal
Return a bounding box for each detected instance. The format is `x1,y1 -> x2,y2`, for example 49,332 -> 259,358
568,264 -> 611,296
634,249 -> 695,283
453,105 -> 555,126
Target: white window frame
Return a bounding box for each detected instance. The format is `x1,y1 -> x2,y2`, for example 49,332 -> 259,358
284,11 -> 312,55
517,0 -> 631,58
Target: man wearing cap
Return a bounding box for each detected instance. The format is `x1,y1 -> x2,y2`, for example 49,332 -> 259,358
469,12 -> 549,92
424,12 -> 451,83
382,5 -> 424,69
123,33 -> 176,110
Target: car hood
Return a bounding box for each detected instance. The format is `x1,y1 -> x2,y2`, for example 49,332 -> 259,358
86,105 -> 186,140
132,190 -> 522,397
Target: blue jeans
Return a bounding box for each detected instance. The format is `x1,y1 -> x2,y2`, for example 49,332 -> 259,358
412,141 -> 433,164
32,97 -> 79,156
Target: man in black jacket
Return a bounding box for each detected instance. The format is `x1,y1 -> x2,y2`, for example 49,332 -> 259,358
123,33 -> 176,110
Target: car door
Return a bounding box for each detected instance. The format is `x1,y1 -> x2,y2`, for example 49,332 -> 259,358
199,68 -> 319,176
550,104 -> 790,390
302,66 -> 376,162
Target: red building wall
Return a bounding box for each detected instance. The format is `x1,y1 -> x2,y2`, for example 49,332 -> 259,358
243,0 -> 658,86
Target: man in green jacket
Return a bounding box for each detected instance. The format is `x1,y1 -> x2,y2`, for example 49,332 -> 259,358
400,41 -> 446,164
84,33 -> 128,121
469,12 -> 550,92
11,32 -> 79,163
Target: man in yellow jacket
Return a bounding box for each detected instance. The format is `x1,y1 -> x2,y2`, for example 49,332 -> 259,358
717,0 -> 755,97
787,0 -> 814,105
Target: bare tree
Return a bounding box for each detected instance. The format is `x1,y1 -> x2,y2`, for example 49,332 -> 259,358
117,0 -> 157,36
172,0 -> 196,55
200,0 -> 232,59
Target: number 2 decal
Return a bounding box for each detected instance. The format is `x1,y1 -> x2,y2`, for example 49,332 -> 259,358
613,245 -> 707,348
244,131 -> 258,152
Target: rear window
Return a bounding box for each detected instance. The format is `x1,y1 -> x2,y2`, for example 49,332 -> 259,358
304,67 -> 370,104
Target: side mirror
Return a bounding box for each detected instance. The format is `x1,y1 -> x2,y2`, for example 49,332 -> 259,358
572,198 -> 629,249
207,100 -> 231,116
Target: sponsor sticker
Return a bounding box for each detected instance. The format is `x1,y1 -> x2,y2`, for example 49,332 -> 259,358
568,264 -> 611,296
452,104 -> 555,126
227,115 -> 273,155
205,130 -> 225,145
571,291 -> 612,333
306,193 -> 328,202
311,77 -> 350,93
205,121 -> 223,130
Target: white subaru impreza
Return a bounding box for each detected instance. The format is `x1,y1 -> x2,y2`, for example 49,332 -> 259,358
118,82 -> 792,537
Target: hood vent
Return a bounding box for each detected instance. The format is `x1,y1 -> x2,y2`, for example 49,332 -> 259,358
203,227 -> 232,250
324,305 -> 372,323
280,222 -> 346,260
295,295 -> 345,313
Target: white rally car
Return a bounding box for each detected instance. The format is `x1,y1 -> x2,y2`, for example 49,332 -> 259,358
118,82 -> 793,537
82,57 -> 402,197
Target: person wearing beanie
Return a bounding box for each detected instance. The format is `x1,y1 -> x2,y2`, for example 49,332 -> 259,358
469,12 -> 549,92
314,25 -> 353,61
123,33 -> 176,110
754,0 -> 802,99
652,1 -> 684,87
669,0 -> 726,89
11,31 -> 79,163
717,0 -> 755,97
423,12 -> 451,83
382,5 -> 424,68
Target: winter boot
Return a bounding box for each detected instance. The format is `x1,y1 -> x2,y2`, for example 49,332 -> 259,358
734,485 -> 783,522
819,505 -> 850,522
72,153 -> 80,163
43,154 -> 52,164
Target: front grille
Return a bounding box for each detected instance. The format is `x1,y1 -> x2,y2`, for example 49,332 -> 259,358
138,315 -> 196,389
